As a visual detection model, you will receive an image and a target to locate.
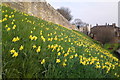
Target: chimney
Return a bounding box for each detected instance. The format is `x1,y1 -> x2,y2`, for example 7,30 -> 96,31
96,24 -> 98,26
105,23 -> 107,26
112,23 -> 116,27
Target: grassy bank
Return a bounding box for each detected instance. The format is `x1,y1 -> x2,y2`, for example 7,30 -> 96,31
2,4 -> 120,78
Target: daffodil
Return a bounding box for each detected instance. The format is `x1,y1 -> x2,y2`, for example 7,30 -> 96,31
57,52 -> 61,56
10,48 -> 16,54
29,35 -> 37,41
12,25 -> 16,29
7,27 -> 11,31
33,36 -> 37,40
33,27 -> 36,30
11,22 -> 14,24
33,45 -> 37,49
12,15 -> 14,18
11,12 -> 13,14
12,36 -> 20,42
5,14 -> 8,17
64,53 -> 68,57
12,52 -> 18,57
75,53 -> 78,57
57,48 -> 60,52
41,59 -> 45,64
36,46 -> 41,53
62,62 -> 67,67
13,19 -> 15,22
2,10 -> 4,13
64,59 -> 67,62
70,55 -> 74,59
9,16 -> 12,18
62,51 -> 65,53
5,25 -> 8,28
56,59 -> 60,63
19,45 -> 24,50
29,35 -> 32,39
41,36 -> 45,42
2,18 -> 7,21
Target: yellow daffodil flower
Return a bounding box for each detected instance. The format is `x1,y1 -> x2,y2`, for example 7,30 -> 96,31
70,55 -> 74,59
12,36 -> 20,42
56,59 -> 60,63
36,46 -> 41,53
33,45 -> 37,49
12,25 -> 16,29
19,45 -> 24,50
57,52 -> 61,56
41,36 -> 45,42
41,59 -> 45,64
12,52 -> 18,57
75,54 -> 78,57
7,27 -> 11,31
5,14 -> 8,17
62,62 -> 67,67
5,25 -> 8,28
10,48 -> 16,54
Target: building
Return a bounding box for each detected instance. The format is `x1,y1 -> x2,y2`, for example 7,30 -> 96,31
80,25 -> 92,35
90,23 -> 120,44
72,24 -> 92,35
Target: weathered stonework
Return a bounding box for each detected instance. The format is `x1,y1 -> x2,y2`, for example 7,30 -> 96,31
3,1 -> 73,29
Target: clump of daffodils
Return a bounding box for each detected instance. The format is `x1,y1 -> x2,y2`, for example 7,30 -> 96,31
12,36 -> 20,42
29,35 -> 37,41
10,48 -> 18,57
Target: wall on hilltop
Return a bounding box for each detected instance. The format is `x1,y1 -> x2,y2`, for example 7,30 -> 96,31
3,2 -> 73,29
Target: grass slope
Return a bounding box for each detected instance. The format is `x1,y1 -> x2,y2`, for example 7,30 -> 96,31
2,4 -> 120,78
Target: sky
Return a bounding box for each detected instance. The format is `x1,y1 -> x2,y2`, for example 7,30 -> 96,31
47,0 -> 119,26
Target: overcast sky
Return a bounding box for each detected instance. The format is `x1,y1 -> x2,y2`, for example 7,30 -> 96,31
47,0 -> 119,26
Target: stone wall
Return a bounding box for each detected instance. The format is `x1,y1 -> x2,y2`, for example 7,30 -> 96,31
3,1 -> 73,29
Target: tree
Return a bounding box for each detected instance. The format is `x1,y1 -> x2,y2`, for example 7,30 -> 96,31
73,19 -> 83,26
73,19 -> 88,27
57,7 -> 73,21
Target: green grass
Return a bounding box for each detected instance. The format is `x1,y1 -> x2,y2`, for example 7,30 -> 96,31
2,4 -> 120,78
103,43 -> 120,59
72,30 -> 103,46
103,44 -> 120,52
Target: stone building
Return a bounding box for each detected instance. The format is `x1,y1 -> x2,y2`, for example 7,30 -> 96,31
90,23 -> 120,43
77,25 -> 92,35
